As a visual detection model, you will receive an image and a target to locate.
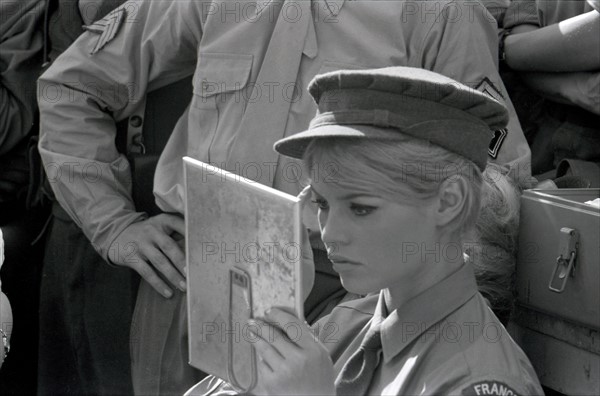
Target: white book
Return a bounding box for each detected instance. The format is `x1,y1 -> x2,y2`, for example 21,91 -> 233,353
183,157 -> 303,391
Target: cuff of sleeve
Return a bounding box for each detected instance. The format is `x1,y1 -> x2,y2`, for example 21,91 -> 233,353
100,211 -> 149,266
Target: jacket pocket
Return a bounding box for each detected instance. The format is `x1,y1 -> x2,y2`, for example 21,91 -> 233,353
193,52 -> 253,102
188,53 -> 253,158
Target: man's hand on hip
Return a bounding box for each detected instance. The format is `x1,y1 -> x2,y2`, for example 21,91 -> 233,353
109,214 -> 186,298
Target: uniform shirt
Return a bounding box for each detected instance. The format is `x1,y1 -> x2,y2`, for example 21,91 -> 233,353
504,0 -> 596,28
502,0 -> 599,115
38,0 -> 532,261
43,0 -> 126,64
315,264 -> 544,395
0,0 -> 44,157
0,0 -> 45,205
186,264 -> 544,396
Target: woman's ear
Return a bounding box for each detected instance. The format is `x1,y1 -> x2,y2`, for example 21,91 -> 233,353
435,175 -> 468,229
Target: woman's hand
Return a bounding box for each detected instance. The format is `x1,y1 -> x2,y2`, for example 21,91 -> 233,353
249,308 -> 335,395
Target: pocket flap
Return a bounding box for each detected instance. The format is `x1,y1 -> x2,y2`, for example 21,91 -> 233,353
195,53 -> 253,97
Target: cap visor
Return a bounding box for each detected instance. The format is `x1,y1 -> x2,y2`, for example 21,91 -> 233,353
274,124 -> 400,159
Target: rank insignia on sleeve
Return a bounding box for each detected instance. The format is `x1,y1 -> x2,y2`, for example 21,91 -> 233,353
462,380 -> 520,396
475,78 -> 507,159
87,8 -> 126,55
83,20 -> 106,34
475,78 -> 504,103
488,128 -> 507,159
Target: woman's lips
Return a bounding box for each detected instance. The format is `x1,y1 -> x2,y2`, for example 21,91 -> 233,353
328,255 -> 361,270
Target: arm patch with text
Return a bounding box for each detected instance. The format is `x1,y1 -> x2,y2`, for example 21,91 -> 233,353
475,78 -> 508,159
461,380 -> 521,396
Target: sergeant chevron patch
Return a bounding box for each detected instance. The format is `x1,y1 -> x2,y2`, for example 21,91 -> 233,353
87,8 -> 126,55
475,78 -> 507,159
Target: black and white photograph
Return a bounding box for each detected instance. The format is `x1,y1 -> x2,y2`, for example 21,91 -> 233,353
1,0 -> 599,395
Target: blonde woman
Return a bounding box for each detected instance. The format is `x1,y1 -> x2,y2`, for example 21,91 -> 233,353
187,67 -> 543,395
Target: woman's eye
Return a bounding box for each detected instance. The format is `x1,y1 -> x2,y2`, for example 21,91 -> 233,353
311,199 -> 329,210
350,204 -> 376,216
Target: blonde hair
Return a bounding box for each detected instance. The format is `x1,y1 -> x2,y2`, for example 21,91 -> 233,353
303,136 -> 483,236
465,163 -> 521,323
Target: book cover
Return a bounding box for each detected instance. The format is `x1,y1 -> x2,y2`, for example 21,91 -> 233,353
183,157 -> 303,391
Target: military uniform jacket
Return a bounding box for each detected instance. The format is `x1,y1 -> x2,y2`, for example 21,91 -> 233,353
503,0 -> 600,114
1,0 -> 44,157
38,0 -> 532,261
0,0 -> 45,206
313,264 -> 544,395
